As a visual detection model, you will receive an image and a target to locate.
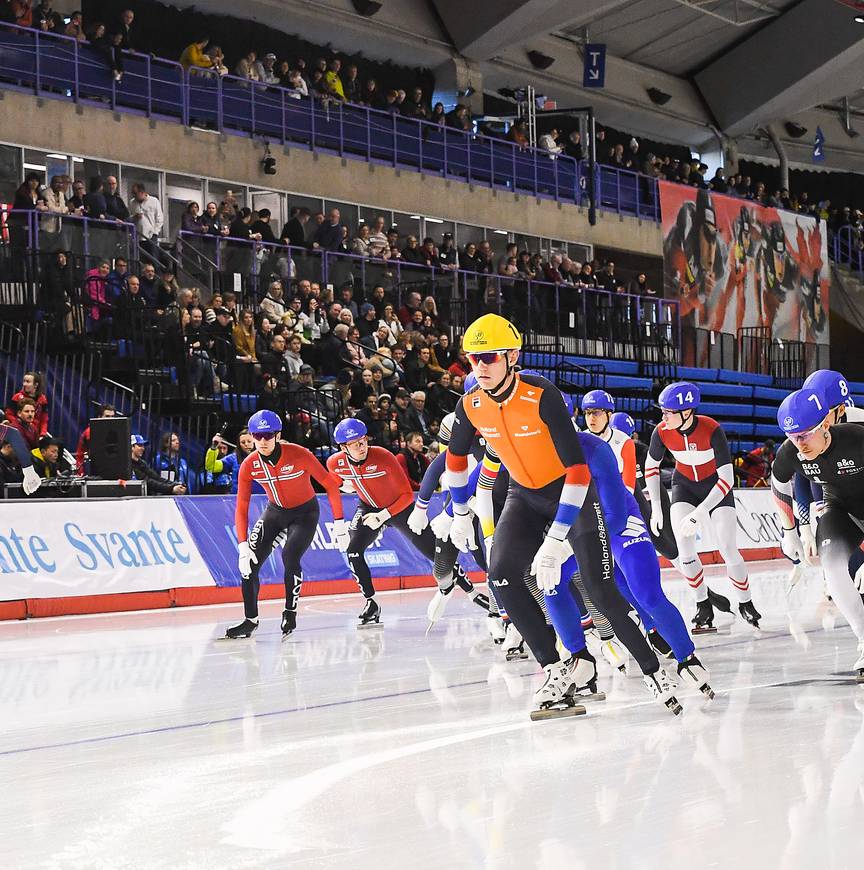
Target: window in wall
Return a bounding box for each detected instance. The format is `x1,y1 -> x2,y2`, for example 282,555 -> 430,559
513,233 -> 540,254
286,193 -> 322,219
0,144 -> 22,202
76,159 -> 120,189
391,211 -> 420,243
206,181 -> 246,212
455,223 -> 484,248
423,217 -> 453,244
22,148 -> 53,187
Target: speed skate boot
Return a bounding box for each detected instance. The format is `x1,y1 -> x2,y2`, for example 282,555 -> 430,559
708,588 -> 733,615
738,601 -> 762,629
692,599 -> 717,635
648,630 -> 674,660
677,654 -> 715,699
504,622 -> 528,661
454,574 -> 491,612
425,584 -> 453,634
853,642 -> 864,684
566,650 -> 605,702
358,597 -> 382,629
643,668 -> 683,715
530,660 -> 587,721
281,609 -> 296,640
487,614 -> 507,644
225,618 -> 259,639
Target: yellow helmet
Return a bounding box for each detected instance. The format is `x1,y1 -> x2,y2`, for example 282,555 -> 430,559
462,314 -> 522,353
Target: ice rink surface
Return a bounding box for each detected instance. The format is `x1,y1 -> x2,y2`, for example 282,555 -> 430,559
2,560 -> 863,870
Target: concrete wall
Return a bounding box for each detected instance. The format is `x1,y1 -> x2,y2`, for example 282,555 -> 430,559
0,89 -> 662,255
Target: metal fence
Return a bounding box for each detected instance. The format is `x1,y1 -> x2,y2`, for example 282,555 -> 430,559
0,23 -> 660,222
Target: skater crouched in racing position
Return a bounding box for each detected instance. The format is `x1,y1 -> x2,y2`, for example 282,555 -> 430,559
227,410 -> 349,639
445,314 -> 674,719
327,417 -> 483,627
406,411 -> 490,632
772,388 -> 864,682
645,382 -> 762,632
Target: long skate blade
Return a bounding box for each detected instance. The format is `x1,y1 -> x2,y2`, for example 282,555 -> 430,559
692,626 -> 718,635
530,703 -> 587,721
425,621 -> 436,637
215,635 -> 254,642
856,672 -> 864,684
573,691 -> 606,703
357,622 -> 383,630
505,650 -> 529,662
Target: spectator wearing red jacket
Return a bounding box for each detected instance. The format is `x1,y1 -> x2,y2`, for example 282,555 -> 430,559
5,398 -> 41,450
396,432 -> 430,491
7,371 -> 49,437
76,404 -> 116,474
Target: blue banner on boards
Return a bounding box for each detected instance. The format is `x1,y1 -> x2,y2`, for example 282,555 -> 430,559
174,495 -> 481,587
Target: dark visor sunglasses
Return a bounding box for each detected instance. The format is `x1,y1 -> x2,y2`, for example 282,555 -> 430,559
252,432 -> 277,441
467,351 -> 505,366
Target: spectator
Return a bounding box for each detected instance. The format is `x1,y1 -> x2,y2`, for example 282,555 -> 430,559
396,431 -> 429,490
459,241 -> 482,272
116,274 -> 147,331
113,8 -> 135,50
66,178 -> 85,211
352,224 -> 371,256
234,51 -> 259,81
366,216 -> 390,259
507,120 -> 529,148
392,387 -> 412,432
40,250 -> 77,338
448,348 -> 471,379
155,266 -> 180,311
738,440 -> 775,487
312,208 -> 344,252
179,37 -> 213,72
83,260 -> 111,331
35,1 -> 62,31
342,63 -> 361,102
398,291 -> 422,326
430,102 -> 446,125
106,256 -> 129,298
427,370 -> 456,418
285,69 -> 308,99
30,436 -> 69,479
402,87 -> 429,120
104,175 -> 129,221
280,206 -> 311,248
438,234 -> 458,269
138,262 -> 158,307
260,280 -> 288,322
250,207 -> 277,244
5,398 -> 41,451
627,272 -> 655,297
598,261 -> 619,293
324,58 -> 345,101
338,285 -> 359,319
431,332 -> 456,369
356,302 -> 379,339
129,182 -> 164,268
64,11 -> 86,42
284,334 -> 304,377
361,78 -> 384,109
0,437 -> 23,488
41,175 -> 69,232
130,435 -> 186,494
405,390 -> 433,442
539,128 -> 564,156
75,403 -> 116,474
82,176 -> 108,219
153,431 -> 191,489
254,313 -> 275,359
564,130 -> 583,161
446,104 -> 470,131
349,368 -> 376,409
232,309 -> 257,362
207,45 -> 229,77
259,53 -> 280,85
260,332 -> 291,393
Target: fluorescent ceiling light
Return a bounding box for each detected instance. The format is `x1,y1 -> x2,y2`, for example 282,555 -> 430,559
46,153 -> 68,160
493,229 -> 508,235
409,215 -> 421,219
72,157 -> 84,163
23,163 -> 46,171
426,217 -> 443,224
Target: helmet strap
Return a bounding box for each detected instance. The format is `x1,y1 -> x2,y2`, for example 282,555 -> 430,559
679,408 -> 696,432
484,353 -> 517,398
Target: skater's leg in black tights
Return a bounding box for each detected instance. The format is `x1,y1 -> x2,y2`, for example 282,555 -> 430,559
279,501 -> 320,612
488,496 -> 560,667
347,507 -> 382,599
243,504 -> 285,619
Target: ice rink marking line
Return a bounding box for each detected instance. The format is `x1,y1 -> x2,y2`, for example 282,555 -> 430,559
0,622 -> 854,758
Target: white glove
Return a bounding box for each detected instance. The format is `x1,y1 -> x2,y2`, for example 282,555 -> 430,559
530,536 -> 571,593
407,505 -> 429,535
677,505 -> 706,539
361,508 -> 391,530
238,541 -> 257,578
332,518 -> 351,552
22,465 -> 42,495
340,480 -> 355,494
483,535 -> 494,564
800,525 -> 818,564
429,509 -> 454,541
649,502 -> 663,536
780,527 -> 805,563
449,510 -> 476,552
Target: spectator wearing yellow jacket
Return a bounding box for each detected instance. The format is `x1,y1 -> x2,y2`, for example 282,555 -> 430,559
180,38 -> 213,72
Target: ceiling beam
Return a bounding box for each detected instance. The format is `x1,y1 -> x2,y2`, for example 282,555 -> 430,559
695,0 -> 864,136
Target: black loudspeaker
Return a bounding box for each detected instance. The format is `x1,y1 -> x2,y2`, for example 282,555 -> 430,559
89,417 -> 132,479
351,0 -> 382,16
527,50 -> 555,70
646,87 -> 672,106
784,121 -> 808,138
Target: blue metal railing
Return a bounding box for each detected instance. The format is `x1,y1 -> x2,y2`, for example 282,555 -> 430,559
833,225 -> 864,279
0,24 -> 660,221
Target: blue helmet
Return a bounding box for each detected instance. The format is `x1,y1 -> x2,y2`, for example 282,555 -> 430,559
334,417 -> 368,444
802,369 -> 853,409
582,389 -> 615,411
777,388 -> 829,434
658,381 -> 700,411
463,372 -> 478,393
248,409 -> 282,434
610,412 -> 635,436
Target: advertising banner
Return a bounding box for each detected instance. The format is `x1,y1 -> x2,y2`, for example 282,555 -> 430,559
660,181 -> 829,345
0,498 -> 212,601
173,494 -> 482,587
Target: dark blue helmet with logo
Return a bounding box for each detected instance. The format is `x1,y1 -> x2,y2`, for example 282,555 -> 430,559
658,381 -> 700,411
777,388 -> 828,434
248,409 -> 282,435
802,369 -> 853,410
610,412 -> 636,436
581,389 -> 615,411
334,417 -> 368,444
